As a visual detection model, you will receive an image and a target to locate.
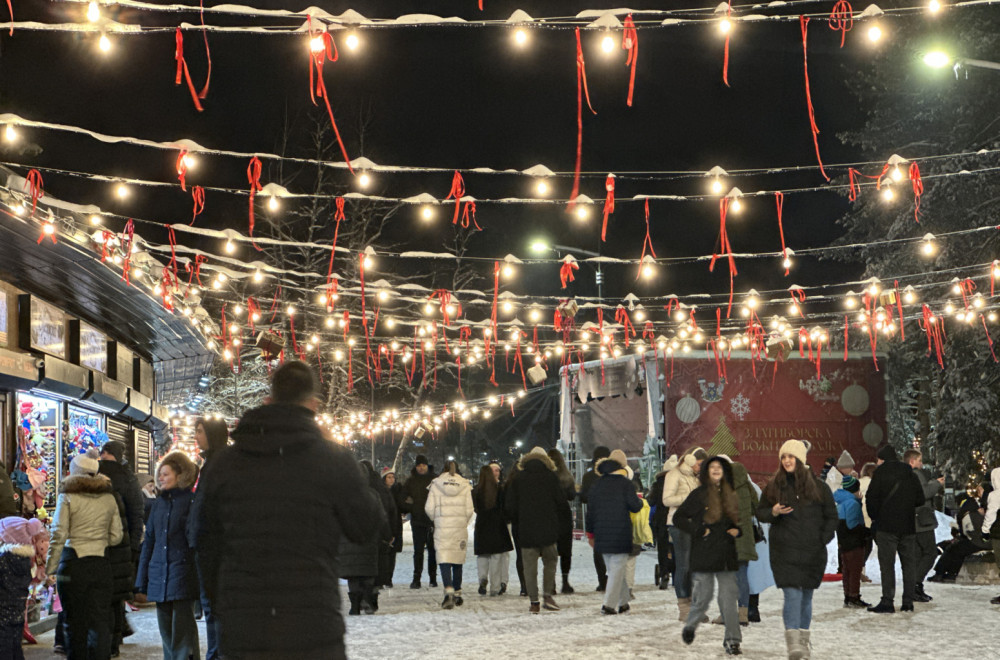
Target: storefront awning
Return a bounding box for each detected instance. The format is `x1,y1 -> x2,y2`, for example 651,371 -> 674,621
0,346 -> 39,391
35,355 -> 88,400
82,371 -> 128,415
122,389 -> 152,424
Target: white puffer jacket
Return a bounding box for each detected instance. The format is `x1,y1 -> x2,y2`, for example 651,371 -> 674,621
661,459 -> 700,526
981,467 -> 1000,537
425,472 -> 474,565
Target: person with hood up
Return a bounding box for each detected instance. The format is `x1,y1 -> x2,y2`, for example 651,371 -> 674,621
834,475 -> 870,608
190,418 -> 228,660
584,450 -> 643,615
674,456 -> 743,656
756,440 -> 838,660
401,454 -> 439,589
981,467 -> 1000,604
47,450 -> 123,660
825,450 -> 855,493
505,447 -> 568,613
473,462 -> 513,597
379,468 -> 404,589
647,454 -> 678,590
547,449 -> 578,594
579,445 -> 611,591
0,517 -> 44,660
662,445 -> 708,622
340,461 -> 394,615
930,480 -> 991,582
865,444 -> 925,614
136,451 -> 201,660
193,361 -> 383,660
425,460 -> 474,609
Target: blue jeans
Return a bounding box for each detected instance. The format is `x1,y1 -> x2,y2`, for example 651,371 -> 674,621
781,587 -> 814,630
669,526 -> 693,599
440,563 -> 463,591
200,595 -> 220,660
736,561 -> 750,607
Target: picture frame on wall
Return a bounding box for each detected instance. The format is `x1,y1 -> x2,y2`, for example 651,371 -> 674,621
19,295 -> 66,359
79,323 -> 107,373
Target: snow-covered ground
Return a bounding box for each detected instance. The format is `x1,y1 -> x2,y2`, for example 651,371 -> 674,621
25,535 -> 1000,659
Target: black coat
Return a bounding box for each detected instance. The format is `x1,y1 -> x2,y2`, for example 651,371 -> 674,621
865,459 -> 925,536
339,469 -> 394,579
673,485 -> 741,573
0,551 -> 31,627
757,473 -> 839,590
386,481 -> 405,553
584,461 -> 643,554
473,486 -> 513,555
136,488 -> 199,602
400,467 -> 437,528
99,459 -> 144,600
647,473 -> 669,535
579,468 -> 599,505
193,403 -> 383,657
505,454 -> 568,549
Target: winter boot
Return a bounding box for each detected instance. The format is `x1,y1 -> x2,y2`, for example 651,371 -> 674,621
867,599 -> 895,614
454,590 -> 464,607
498,582 -> 508,595
543,596 -> 560,611
348,593 -> 361,616
596,575 -> 607,592
478,579 -> 488,596
561,574 -> 575,594
618,604 -> 630,614
739,606 -> 749,626
724,641 -> 742,656
529,601 -> 540,613
799,630 -> 811,659
784,629 -> 806,660
409,579 -> 421,589
429,574 -> 438,588
844,595 -> 871,609
371,591 -> 380,613
748,594 -> 760,622
900,599 -> 914,612
991,594 -> 1000,605
441,587 -> 455,610
681,627 -> 695,645
677,597 -> 692,623
913,586 -> 932,602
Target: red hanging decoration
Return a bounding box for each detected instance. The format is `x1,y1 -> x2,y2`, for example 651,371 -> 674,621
800,17 -> 830,181
445,171 -> 466,225
246,157 -> 263,248
459,201 -> 481,230
185,254 -> 206,290
956,278 -> 976,309
560,259 -> 579,289
196,0 -> 212,101
120,219 -> 135,285
722,2 -> 732,87
847,168 -> 861,202
614,307 -> 635,348
775,192 -> 790,275
160,268 -> 176,311
174,29 -> 205,112
981,314 -> 999,362
24,169 -> 43,216
709,197 -> 738,317
325,197 -> 345,310
429,290 -> 461,326
166,226 -> 179,278
5,0 -> 12,35
909,161 -> 924,222
176,150 -> 190,190
844,315 -> 850,361
601,174 -> 615,242
306,23 -> 354,175
622,14 -> 639,106
893,280 -> 906,341
568,28 -> 597,211
789,287 -> 806,317
636,198 -> 656,280
828,0 -> 854,48
190,186 -> 205,224
918,304 -> 944,369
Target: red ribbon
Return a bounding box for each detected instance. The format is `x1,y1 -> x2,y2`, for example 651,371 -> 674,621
446,171 -> 466,225
775,192 -> 789,275
722,2 -> 732,87
981,315 -> 999,362
709,197 -> 738,317
664,297 -> 679,318
957,278 -> 976,309
185,254 -> 206,290
196,0 -> 212,101
909,161 -> 923,222
560,260 -> 579,289
307,23 -> 354,175
176,150 -> 189,191
99,230 -> 112,262
844,315 -> 849,361
622,14 -> 638,106
615,308 -> 635,348
191,186 -> 205,224
5,0 -> 12,35
602,174 -> 615,242
246,157 -> 263,250
829,1 -> 853,48
893,280 -> 906,341
120,219 -> 134,285
24,169 -> 43,216
800,17 -> 830,181
568,28 -> 597,211
174,29 -> 205,112
167,226 -> 179,278
789,288 -> 806,317
637,198 -> 656,280
160,268 -> 175,311
429,290 -> 460,326
918,304 -> 943,369
459,201 -> 481,230
325,197 -> 345,310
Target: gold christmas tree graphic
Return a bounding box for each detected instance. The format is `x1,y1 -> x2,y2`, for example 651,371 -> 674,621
709,416 -> 739,457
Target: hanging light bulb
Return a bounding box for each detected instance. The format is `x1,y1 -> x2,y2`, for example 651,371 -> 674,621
719,18 -> 732,34
642,264 -> 654,279
536,180 -> 549,196
601,33 -> 615,53
574,204 -> 590,221
730,198 -> 743,213
363,255 -> 374,270
345,32 -> 360,51
357,172 -> 371,189
98,33 -> 112,53
3,125 -> 16,142
502,264 -> 515,279
386,317 -> 396,329
87,1 -> 100,22
928,0 -> 942,13
891,166 -> 904,182
881,187 -> 895,202
115,183 -> 129,199
513,28 -> 529,46
420,205 -> 434,221
224,240 -> 236,254
89,214 -> 102,226
921,233 -> 936,256
867,25 -> 883,43
710,178 -> 723,194
309,36 -> 325,53
253,270 -> 263,283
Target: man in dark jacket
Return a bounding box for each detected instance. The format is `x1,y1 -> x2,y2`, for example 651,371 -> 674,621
904,449 -> 944,602
579,445 -> 611,591
98,440 -> 144,652
505,447 -> 569,613
585,449 -> 642,615
865,444 -> 925,613
193,361 -> 383,660
929,483 -> 991,582
400,455 -> 438,589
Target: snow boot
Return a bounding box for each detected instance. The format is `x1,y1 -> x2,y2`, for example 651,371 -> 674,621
681,627 -> 695,645
991,594 -> 1000,605
867,599 -> 895,614
785,629 -> 806,660
913,586 -> 932,602
748,594 -> 760,622
498,582 -> 507,595
441,587 -> 455,610
348,593 -> 361,616
543,596 -> 560,611
561,574 -> 575,594
409,579 -> 421,589
454,590 -> 464,607
429,575 -> 438,588
724,641 -> 742,656
529,602 -> 540,614
478,579 -> 488,595
677,597 -> 691,623
739,606 -> 749,626
596,576 -> 607,592
371,592 -> 380,613
618,604 -> 630,614
800,629 -> 811,659
900,599 -> 914,612
844,595 -> 870,609
601,606 -> 617,615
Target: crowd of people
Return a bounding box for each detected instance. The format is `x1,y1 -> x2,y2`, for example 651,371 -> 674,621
0,360 -> 998,660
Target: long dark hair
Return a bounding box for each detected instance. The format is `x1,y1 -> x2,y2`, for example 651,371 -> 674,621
701,457 -> 739,525
547,449 -> 575,489
763,456 -> 820,504
474,465 -> 498,510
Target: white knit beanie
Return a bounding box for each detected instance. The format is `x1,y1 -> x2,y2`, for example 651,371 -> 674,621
778,440 -> 808,467
70,453 -> 100,477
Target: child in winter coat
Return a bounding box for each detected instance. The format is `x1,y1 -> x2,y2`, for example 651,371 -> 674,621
0,517 -> 45,660
834,475 -> 870,608
625,467 -> 653,600
136,451 -> 201,660
425,461 -> 474,609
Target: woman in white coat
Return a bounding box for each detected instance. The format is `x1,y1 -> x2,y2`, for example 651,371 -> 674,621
425,460 -> 474,609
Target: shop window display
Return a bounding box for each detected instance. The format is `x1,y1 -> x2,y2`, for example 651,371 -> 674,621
63,406 -> 108,474
15,394 -> 60,513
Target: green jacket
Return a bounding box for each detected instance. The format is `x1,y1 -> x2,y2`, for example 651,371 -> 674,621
731,462 -> 759,562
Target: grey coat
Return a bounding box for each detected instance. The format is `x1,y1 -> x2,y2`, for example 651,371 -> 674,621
913,468 -> 943,533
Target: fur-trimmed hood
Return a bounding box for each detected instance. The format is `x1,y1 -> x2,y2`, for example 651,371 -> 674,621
519,449 -> 556,472
595,458 -> 629,478
0,543 -> 34,557
60,474 -> 113,495
156,451 -> 199,490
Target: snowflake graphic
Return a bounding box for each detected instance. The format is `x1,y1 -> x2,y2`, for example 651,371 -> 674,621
730,394 -> 750,421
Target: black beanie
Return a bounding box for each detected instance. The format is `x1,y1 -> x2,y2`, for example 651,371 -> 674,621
414,454 -> 429,467
592,446 -> 611,461
876,445 -> 898,462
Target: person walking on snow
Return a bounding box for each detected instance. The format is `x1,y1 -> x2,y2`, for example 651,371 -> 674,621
579,446 -> 612,591
584,450 -> 643,615
904,449 -> 944,603
379,468 -> 404,590
834,475 -> 870,608
547,449 -> 578,595
401,455 -> 438,589
981,467 -> 1000,604
756,440 -> 838,660
505,447 -> 567,613
340,461 -> 394,615
426,460 -> 474,609
662,446 -> 708,622
647,455 -> 678,591
473,463 -> 513,597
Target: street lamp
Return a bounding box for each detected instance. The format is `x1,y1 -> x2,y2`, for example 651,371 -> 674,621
529,240 -> 604,300
923,50 -> 1000,72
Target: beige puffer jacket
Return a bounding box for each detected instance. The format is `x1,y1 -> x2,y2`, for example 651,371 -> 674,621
46,474 -> 123,576
661,460 -> 700,526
